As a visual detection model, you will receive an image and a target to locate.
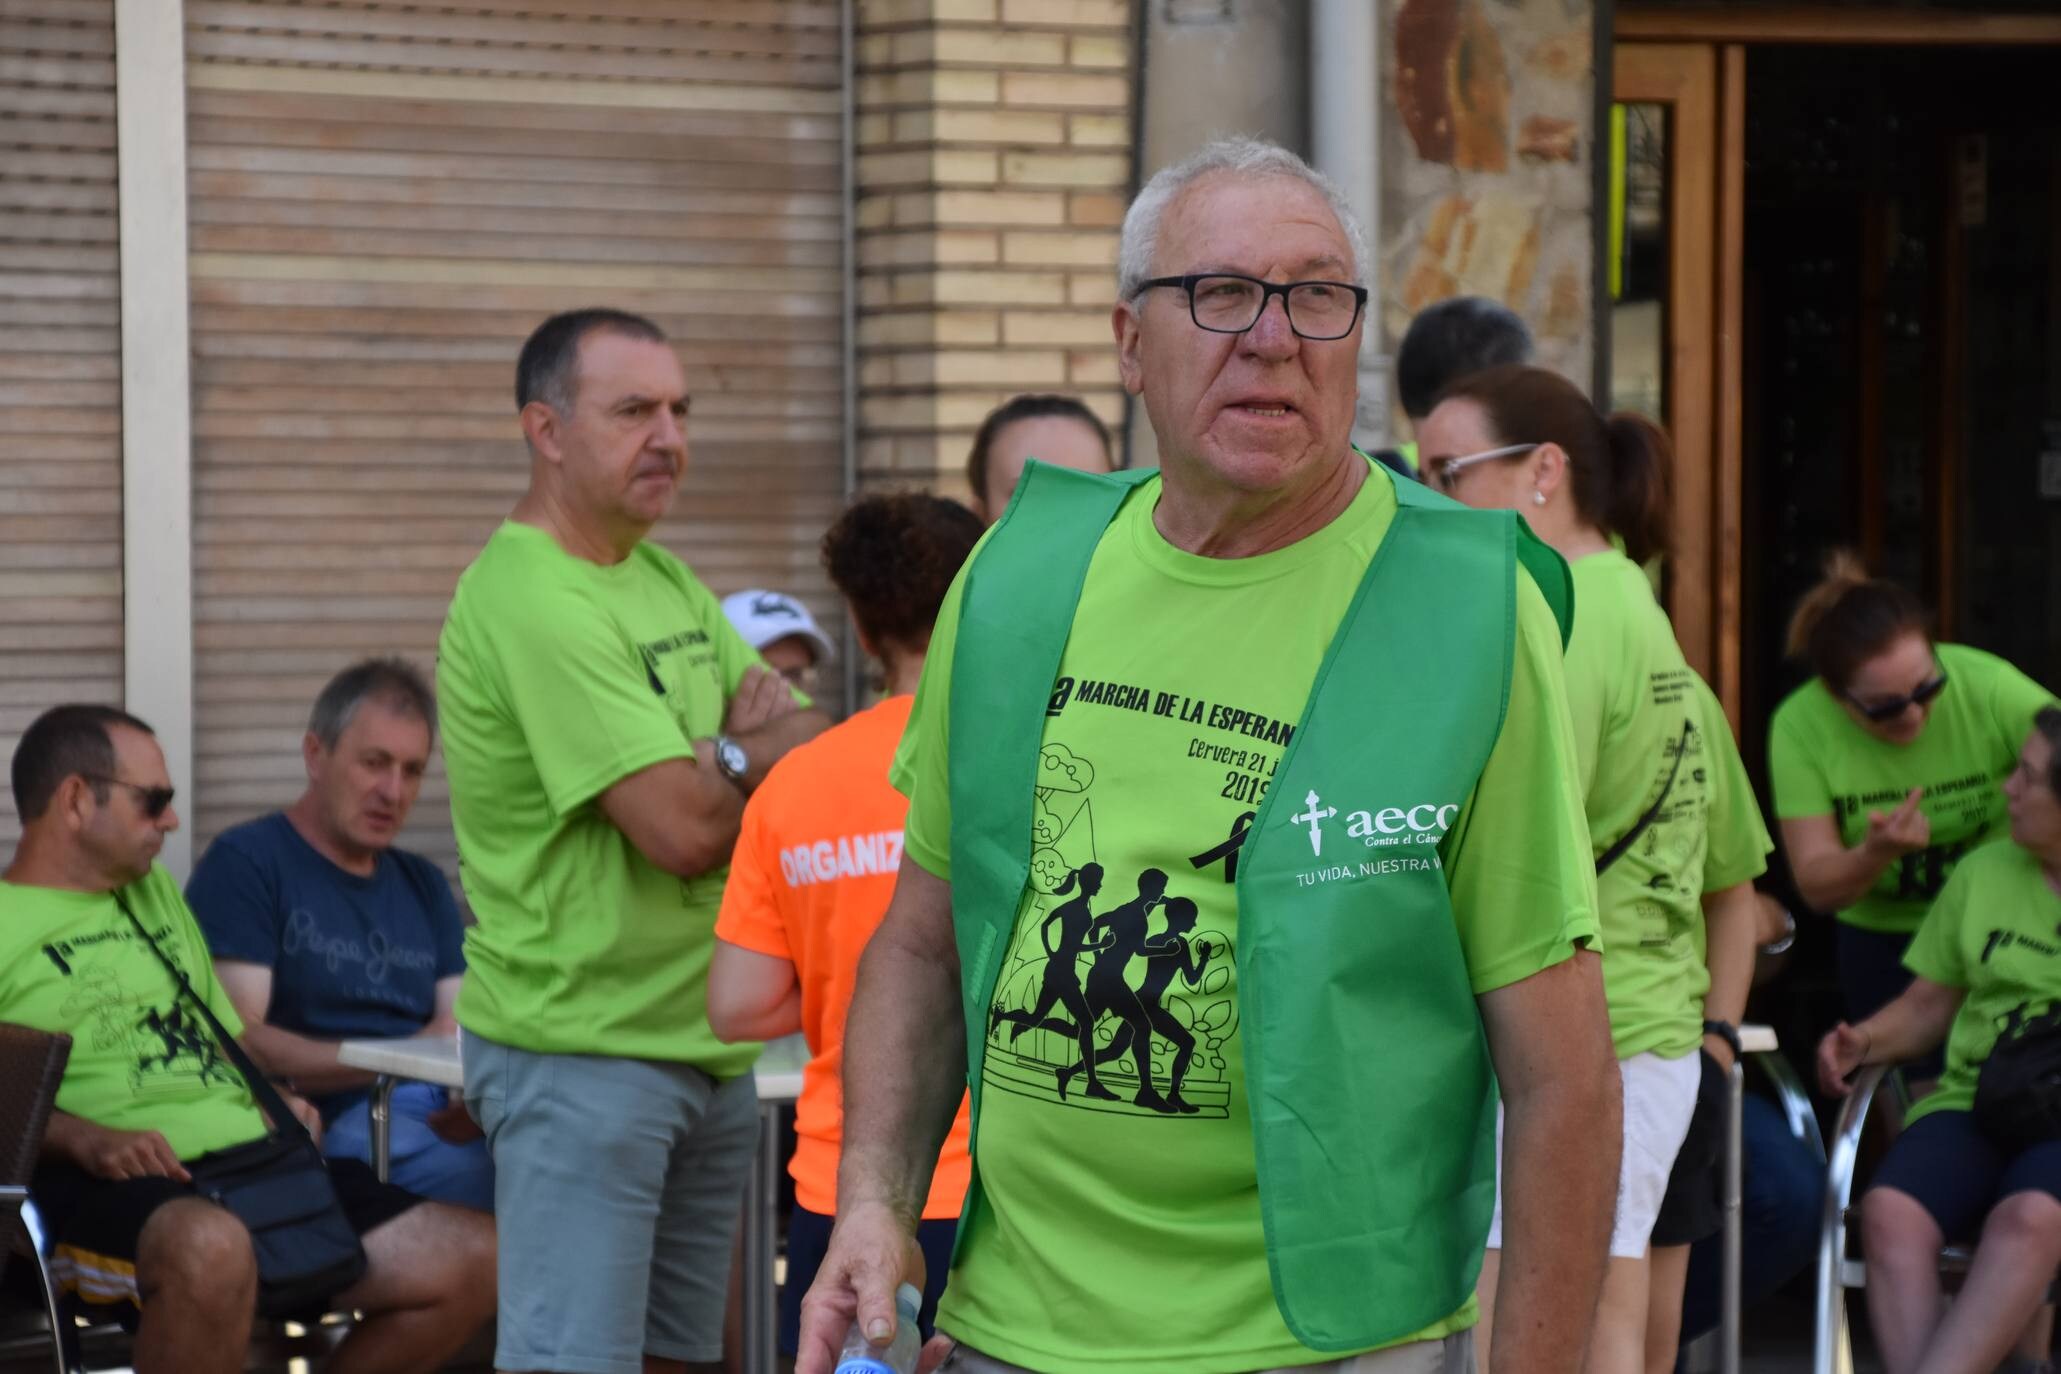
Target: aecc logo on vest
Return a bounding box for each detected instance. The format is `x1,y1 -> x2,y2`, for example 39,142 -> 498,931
1291,789 -> 1458,858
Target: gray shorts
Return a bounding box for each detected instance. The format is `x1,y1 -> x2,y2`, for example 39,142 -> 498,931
464,1030 -> 760,1374
939,1331 -> 1475,1374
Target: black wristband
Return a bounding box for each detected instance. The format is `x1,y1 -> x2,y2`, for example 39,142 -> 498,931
1703,1019 -> 1743,1060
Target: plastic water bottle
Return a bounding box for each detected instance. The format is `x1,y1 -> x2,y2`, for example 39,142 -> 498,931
834,1283 -> 922,1374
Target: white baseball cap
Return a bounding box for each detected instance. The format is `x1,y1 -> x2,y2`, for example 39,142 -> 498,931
721,589 -> 836,663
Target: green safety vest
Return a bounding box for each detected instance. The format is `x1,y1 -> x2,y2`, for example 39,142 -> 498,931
945,458 -> 1572,1351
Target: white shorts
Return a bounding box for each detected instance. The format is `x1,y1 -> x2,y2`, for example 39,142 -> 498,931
1486,1049 -> 1699,1260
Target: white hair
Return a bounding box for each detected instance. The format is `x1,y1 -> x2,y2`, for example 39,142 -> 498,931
1117,137 -> 1368,300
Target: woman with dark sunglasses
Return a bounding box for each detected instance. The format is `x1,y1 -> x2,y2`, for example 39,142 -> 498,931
1418,364 -> 1770,1374
1770,553 -> 2055,1039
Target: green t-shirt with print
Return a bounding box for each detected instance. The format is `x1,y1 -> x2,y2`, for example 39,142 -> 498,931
0,866 -> 267,1160
1560,550 -> 1771,1058
891,473 -> 1600,1373
1901,839 -> 2061,1125
438,520 -> 764,1072
1696,676 -> 1776,896
1768,644 -> 2053,933
1688,673 -> 1776,978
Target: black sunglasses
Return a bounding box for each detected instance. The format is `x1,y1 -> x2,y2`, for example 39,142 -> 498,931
1845,671 -> 1949,724
81,774 -> 176,819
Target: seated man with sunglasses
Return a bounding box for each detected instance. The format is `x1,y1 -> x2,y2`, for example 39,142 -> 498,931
1772,552 -> 2058,1050
1,704 -> 495,1374
186,658 -> 492,1213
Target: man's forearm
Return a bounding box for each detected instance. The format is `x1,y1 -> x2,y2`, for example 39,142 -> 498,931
239,1022 -> 374,1094
1494,1051 -> 1620,1372
1481,951 -> 1620,1374
733,709 -> 832,790
42,1110 -> 91,1164
837,867 -> 966,1227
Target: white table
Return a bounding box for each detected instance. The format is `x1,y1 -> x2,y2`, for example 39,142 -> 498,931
336,1030 -> 809,1374
336,1033 -> 462,1182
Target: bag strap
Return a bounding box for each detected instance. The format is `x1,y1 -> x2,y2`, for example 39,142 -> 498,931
1595,717 -> 1694,876
112,890 -> 314,1149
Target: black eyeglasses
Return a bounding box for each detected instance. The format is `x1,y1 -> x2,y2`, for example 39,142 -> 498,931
1134,272 -> 1369,341
1844,671 -> 1949,724
81,775 -> 176,819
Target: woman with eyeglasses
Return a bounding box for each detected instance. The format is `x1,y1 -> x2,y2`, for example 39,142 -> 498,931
1417,364 -> 1770,1374
1770,553 -> 2055,1038
1815,710 -> 2061,1374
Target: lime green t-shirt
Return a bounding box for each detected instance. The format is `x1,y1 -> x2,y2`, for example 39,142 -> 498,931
438,520 -> 763,1072
1901,839 -> 2061,1125
0,866 -> 267,1160
1687,673 -> 1776,984
1768,644 -> 2054,933
891,473 -> 1599,1373
1561,550 -> 1771,1058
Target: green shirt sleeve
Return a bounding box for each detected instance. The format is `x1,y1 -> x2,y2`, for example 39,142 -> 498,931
1697,676 -> 1773,893
1767,692 -> 1833,820
1902,856 -> 1972,990
1559,634 -> 1608,802
891,567 -> 969,879
1443,574 -> 1603,996
481,573 -> 697,816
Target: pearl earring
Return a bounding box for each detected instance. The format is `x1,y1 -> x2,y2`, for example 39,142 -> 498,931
1532,490 -> 1546,506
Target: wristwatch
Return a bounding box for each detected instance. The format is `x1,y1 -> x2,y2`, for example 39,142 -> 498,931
1760,904 -> 1798,956
712,734 -> 749,786
1703,1019 -> 1743,1061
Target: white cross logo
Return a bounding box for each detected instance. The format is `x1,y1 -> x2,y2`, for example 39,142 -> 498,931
1291,789 -> 1336,858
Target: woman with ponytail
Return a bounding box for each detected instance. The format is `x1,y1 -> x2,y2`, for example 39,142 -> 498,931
1419,364 -> 1770,1374
1770,553 -> 2054,1032
705,493 -> 985,1356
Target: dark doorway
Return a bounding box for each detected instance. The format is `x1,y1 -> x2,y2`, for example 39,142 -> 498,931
1740,44 -> 2061,791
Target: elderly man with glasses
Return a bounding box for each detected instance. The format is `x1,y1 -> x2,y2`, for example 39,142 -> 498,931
796,138 -> 1620,1374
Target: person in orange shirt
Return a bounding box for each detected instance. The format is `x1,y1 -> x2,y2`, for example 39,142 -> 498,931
710,491 -> 985,1357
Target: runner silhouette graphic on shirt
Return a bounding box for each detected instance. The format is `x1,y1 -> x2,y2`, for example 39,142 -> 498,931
137,1003 -> 232,1085
1058,868 -> 1168,1107
1082,896 -> 1214,1114
992,862 -> 1103,1044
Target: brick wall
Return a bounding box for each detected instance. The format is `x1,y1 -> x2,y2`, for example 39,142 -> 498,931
853,0 -> 1138,498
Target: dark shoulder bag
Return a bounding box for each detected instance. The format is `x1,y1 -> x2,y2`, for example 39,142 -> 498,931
1596,718 -> 1694,876
1974,1001 -> 2061,1154
114,894 -> 369,1317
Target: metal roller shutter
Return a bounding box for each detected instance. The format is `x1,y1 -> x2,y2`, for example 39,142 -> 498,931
0,0 -> 122,863
183,0 -> 848,875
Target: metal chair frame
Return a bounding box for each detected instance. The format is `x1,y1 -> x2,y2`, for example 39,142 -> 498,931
0,1024 -> 79,1374
0,1187 -> 75,1374
1812,1064 -> 2051,1374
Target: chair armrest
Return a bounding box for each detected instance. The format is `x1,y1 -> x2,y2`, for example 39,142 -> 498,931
1824,1064 -> 1887,1227
1750,1049 -> 1829,1165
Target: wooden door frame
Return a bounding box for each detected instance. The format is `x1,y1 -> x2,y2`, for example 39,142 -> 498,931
1613,7 -> 2061,728
1617,7 -> 2061,46
1612,42 -> 1737,721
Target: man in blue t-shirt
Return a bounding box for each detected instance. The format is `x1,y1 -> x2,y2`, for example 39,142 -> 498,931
186,658 -> 491,1211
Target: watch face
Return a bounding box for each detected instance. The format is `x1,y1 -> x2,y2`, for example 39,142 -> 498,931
719,740 -> 747,776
